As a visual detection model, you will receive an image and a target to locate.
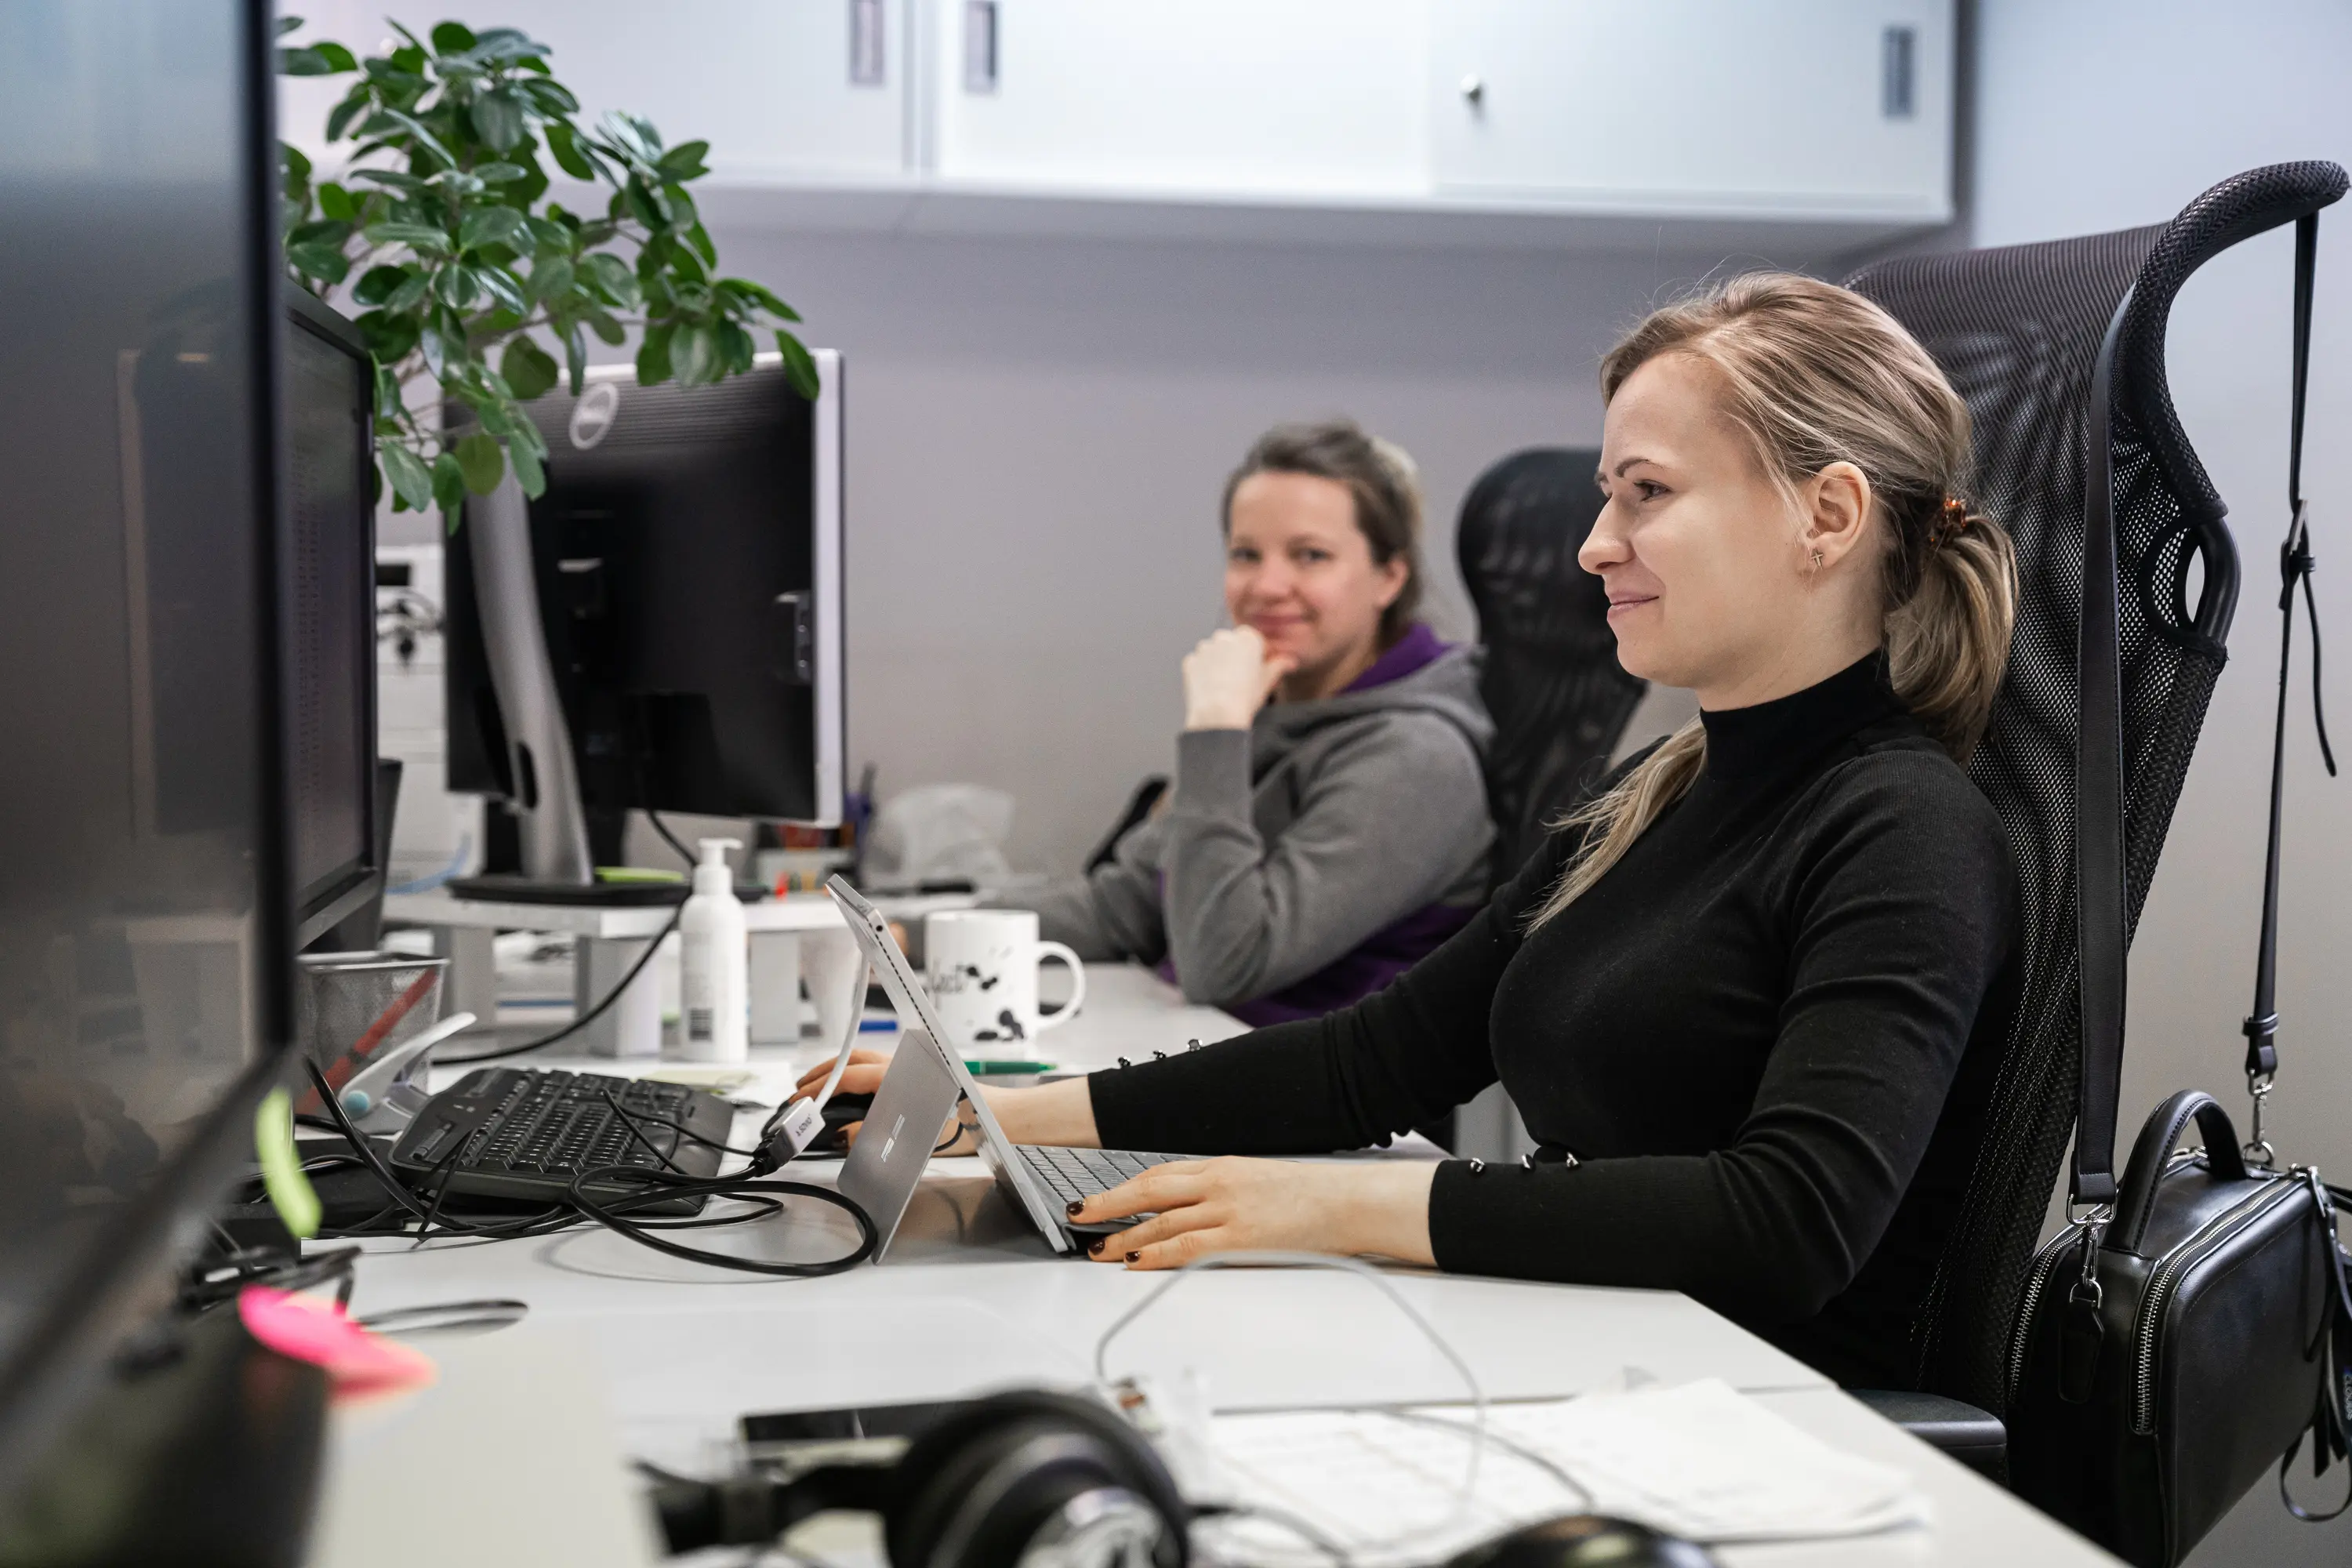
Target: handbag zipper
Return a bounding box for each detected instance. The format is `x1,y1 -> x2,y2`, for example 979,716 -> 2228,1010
2129,1174 -> 2303,1433
2009,1225 -> 2082,1401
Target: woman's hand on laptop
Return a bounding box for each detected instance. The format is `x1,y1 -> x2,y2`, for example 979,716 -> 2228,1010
1067,1158 -> 1437,1269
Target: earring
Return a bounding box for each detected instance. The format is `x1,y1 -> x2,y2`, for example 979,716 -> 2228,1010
1809,549 -> 1824,571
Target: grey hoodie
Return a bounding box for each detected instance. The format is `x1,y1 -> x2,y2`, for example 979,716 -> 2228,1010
1022,636 -> 1495,1014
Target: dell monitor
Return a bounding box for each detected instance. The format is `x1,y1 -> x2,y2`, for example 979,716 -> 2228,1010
0,0 -> 317,1543
282,287 -> 383,946
444,351 -> 846,884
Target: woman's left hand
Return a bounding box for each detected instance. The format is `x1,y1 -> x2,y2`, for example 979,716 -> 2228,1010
1066,1156 -> 1437,1269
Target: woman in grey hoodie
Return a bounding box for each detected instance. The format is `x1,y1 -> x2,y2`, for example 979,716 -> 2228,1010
1020,421 -> 1495,1025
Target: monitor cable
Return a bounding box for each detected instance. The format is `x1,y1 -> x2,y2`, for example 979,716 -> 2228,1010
439,904 -> 685,1065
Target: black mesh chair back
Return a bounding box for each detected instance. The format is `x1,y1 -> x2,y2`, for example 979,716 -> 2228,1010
1846,160 -> 2350,1417
1456,448 -> 1649,886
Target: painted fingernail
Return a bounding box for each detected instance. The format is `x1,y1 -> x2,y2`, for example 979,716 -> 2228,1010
1087,1238 -> 1105,1255
1065,1201 -> 1083,1216
1125,1251 -> 1140,1263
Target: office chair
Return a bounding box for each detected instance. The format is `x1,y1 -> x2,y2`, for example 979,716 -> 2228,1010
1840,160 -> 2351,1476
1456,448 -> 1649,887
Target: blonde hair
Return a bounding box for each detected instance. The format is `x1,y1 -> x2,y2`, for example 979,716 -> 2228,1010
1530,273 -> 2017,929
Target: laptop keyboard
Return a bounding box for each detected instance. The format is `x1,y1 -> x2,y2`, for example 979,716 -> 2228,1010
1015,1145 -> 1187,1215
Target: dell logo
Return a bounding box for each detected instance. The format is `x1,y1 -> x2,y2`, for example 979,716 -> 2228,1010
568,381 -> 620,449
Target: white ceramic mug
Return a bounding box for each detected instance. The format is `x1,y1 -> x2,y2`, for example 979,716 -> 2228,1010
922,909 -> 1085,1052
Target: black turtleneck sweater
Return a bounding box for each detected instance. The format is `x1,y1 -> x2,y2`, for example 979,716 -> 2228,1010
1088,652 -> 2020,1388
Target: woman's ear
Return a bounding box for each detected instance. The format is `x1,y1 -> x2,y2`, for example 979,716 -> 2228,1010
1372,553 -> 1410,611
1802,461 -> 1874,570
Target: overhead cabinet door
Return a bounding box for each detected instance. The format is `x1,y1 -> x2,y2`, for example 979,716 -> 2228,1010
1431,0 -> 1952,219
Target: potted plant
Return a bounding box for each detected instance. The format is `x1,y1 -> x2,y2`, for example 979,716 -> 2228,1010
276,16 -> 814,519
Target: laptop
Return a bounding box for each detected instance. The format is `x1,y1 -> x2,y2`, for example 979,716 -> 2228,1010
827,877 -> 1190,1258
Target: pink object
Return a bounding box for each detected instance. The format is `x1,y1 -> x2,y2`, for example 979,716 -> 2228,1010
239,1286 -> 437,1401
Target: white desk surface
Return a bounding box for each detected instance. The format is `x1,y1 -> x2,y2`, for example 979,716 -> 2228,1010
386,887 -> 848,938
314,964 -> 2118,1567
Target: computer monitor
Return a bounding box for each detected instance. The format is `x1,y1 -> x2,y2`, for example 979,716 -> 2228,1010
282,288 -> 381,946
0,0 -> 303,1512
443,351 -> 846,879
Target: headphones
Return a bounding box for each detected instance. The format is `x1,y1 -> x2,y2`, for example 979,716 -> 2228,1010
649,1389 -> 1189,1568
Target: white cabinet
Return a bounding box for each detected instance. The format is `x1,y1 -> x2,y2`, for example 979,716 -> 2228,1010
922,0 -> 1426,200
280,0 -> 911,183
1430,0 -> 1952,220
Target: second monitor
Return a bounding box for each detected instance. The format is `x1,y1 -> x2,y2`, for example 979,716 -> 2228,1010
446,350 -> 845,873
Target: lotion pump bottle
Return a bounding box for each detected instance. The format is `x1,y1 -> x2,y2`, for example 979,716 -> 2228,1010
678,837 -> 748,1062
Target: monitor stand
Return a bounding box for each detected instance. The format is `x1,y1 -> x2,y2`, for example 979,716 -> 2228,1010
0,1301 -> 330,1566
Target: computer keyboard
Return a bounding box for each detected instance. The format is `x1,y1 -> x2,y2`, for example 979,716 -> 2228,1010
1013,1144 -> 1188,1230
388,1067 -> 737,1212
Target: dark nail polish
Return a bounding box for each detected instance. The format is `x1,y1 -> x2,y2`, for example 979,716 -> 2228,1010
1087,1238 -> 1104,1255
1125,1251 -> 1140,1263
1065,1201 -> 1083,1216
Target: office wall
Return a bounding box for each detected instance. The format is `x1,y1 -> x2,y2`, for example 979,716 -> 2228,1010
628,230 -> 1715,874
1972,3 -> 2352,1561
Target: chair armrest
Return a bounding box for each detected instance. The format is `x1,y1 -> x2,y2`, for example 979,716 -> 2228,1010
1846,1388 -> 2006,1479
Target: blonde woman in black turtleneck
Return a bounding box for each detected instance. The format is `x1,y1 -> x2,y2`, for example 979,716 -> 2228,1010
807,275 -> 2024,1388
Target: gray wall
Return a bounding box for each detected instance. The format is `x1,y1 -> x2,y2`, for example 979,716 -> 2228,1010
670,230 -> 1719,873
1971,2 -> 2352,1561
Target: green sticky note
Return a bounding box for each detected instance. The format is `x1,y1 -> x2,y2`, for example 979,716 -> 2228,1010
594,865 -> 685,884
254,1087 -> 321,1240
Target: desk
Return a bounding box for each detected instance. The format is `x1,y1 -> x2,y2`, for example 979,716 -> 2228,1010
310,964 -> 2118,1568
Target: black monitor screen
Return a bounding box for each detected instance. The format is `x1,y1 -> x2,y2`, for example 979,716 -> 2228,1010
282,302 -> 375,920
0,0 -> 290,1486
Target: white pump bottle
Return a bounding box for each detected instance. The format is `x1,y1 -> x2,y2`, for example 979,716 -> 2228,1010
678,837 -> 748,1063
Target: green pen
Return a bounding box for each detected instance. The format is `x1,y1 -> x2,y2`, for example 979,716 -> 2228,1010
964,1059 -> 1058,1075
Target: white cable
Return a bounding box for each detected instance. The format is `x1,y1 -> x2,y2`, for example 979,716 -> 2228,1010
807,954 -> 870,1112
1090,1250 -> 1488,1566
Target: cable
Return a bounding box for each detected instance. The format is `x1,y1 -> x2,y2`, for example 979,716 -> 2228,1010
564,1164 -> 877,1277
646,808 -> 698,869
602,1087 -> 762,1160
441,905 -> 684,1065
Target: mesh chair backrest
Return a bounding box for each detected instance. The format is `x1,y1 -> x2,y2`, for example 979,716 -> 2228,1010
1456,448 -> 1648,885
1847,160 -> 2348,1414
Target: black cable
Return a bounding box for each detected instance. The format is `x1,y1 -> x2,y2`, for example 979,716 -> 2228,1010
601,1087 -> 760,1161
645,808 -> 698,869
441,905 -> 685,1065
565,1165 -> 877,1277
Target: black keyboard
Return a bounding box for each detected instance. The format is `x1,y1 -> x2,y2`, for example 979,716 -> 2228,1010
1014,1145 -> 1188,1232
388,1068 -> 739,1213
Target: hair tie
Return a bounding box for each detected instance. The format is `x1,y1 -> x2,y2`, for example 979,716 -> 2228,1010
1930,495 -> 1972,549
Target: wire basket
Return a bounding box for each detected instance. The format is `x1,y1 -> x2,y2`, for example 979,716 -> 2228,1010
294,952 -> 448,1095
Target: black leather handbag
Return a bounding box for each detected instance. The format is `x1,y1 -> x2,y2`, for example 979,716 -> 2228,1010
2005,206 -> 2352,1568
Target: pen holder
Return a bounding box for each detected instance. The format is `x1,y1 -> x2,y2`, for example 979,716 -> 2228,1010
294,953 -> 448,1112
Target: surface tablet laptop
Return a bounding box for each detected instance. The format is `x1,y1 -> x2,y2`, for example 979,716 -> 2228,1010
829,877 -> 1188,1258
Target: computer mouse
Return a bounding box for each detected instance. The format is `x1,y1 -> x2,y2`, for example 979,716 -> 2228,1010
1445,1515 -> 1719,1568
808,1091 -> 872,1155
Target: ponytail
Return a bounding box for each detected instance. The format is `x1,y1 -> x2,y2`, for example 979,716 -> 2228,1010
1528,274 -> 2017,931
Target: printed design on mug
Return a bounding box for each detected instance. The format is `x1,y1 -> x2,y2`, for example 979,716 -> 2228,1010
973,1008 -> 1026,1044
931,963 -> 1001,996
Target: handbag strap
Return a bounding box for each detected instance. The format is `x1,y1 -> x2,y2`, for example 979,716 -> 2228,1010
2244,216 -> 2338,1110
2073,214 -> 2330,1205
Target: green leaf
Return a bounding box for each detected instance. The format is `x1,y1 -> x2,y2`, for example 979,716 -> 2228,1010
431,451 -> 467,514
684,220 -> 717,267
562,320 -> 589,394
673,323 -> 723,387
351,263 -> 411,306
350,167 -> 430,195
472,162 -> 527,184
280,140 -> 313,185
508,435 -> 546,499
544,119 -> 597,181
380,441 -> 434,512
720,320 -> 755,376
316,181 -> 357,221
584,308 -> 626,347
378,107 -> 457,168
287,218 -> 350,247
774,332 -> 820,400
528,254 -> 575,304
583,252 -> 639,308
455,431 -> 506,494
656,140 -> 711,180
278,45 -> 343,76
521,77 -> 579,117
325,89 -> 370,143
287,242 -> 351,284
597,110 -> 658,164
315,42 -> 357,71
430,21 -> 477,53
365,221 -> 452,256
470,89 -> 527,154
636,321 -> 676,387
500,337 -> 559,401
458,205 -> 526,252
386,270 -> 431,312
470,27 -> 549,65
477,264 -> 529,316
373,361 -> 401,418
434,263 -> 485,313
725,278 -> 800,322
276,16 -> 303,36
623,176 -> 669,230
358,310 -> 419,363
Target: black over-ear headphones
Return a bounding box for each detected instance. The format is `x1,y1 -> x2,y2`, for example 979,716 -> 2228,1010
649,1389 -> 1190,1568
